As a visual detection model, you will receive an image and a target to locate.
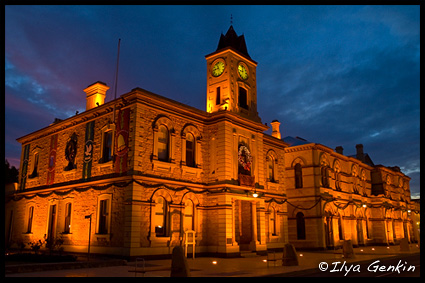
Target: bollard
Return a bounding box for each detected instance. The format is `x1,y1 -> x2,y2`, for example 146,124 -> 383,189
170,246 -> 191,277
282,243 -> 299,266
399,238 -> 410,252
342,240 -> 355,258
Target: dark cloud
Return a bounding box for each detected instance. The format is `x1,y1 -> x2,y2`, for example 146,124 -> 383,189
5,5 -> 419,198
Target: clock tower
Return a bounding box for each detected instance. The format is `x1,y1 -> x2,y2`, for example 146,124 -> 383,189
205,25 -> 261,123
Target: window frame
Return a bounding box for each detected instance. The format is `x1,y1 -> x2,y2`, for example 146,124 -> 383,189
96,194 -> 112,235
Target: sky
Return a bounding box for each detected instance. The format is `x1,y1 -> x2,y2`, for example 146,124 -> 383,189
5,5 -> 420,198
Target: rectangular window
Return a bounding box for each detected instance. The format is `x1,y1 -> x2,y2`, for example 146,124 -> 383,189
64,203 -> 72,234
98,199 -> 109,234
47,205 -> 57,242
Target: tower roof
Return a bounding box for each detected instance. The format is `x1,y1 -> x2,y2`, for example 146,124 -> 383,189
216,25 -> 251,59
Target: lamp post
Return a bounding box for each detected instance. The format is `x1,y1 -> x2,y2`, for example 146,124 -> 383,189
85,214 -> 92,261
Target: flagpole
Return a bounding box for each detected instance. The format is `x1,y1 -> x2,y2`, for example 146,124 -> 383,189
111,39 -> 121,166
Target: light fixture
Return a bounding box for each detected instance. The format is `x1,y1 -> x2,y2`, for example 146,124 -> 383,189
362,204 -> 367,208
252,191 -> 259,198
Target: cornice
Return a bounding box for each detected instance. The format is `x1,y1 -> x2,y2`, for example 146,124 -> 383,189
16,99 -> 122,145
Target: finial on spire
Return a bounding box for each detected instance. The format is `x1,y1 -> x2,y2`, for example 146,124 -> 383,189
230,14 -> 233,25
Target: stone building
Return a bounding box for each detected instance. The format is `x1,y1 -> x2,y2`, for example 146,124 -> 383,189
5,26 -> 289,257
283,137 -> 419,250
5,26 -> 419,257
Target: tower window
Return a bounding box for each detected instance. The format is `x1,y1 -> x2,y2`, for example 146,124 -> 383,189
238,87 -> 248,109
216,87 -> 221,105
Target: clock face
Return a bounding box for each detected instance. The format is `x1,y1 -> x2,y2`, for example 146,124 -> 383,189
238,64 -> 248,80
212,60 -> 225,77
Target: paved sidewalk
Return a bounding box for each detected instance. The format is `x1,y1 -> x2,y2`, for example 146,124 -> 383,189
6,244 -> 420,277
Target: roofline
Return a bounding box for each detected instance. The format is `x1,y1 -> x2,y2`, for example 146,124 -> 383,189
205,47 -> 258,66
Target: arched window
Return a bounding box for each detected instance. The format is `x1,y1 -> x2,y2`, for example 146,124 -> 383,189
154,197 -> 167,237
64,202 -> 72,234
27,206 -> 34,233
321,166 -> 329,188
270,207 -> 277,236
157,125 -> 169,162
102,130 -> 113,162
296,212 -> 306,240
29,152 -> 39,178
267,155 -> 275,182
184,199 -> 194,231
295,163 -> 303,188
185,133 -> 195,167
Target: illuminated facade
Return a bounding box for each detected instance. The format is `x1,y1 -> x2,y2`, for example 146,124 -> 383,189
284,139 -> 419,249
5,26 -> 419,257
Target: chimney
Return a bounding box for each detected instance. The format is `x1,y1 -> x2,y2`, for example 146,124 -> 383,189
335,146 -> 344,155
84,81 -> 110,110
270,120 -> 281,139
356,144 -> 365,162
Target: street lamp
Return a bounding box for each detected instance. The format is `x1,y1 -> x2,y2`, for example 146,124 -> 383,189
85,214 -> 92,261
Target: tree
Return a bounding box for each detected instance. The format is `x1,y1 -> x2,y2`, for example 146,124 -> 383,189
5,159 -> 19,184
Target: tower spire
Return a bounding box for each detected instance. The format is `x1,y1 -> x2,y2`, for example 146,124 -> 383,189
230,14 -> 233,26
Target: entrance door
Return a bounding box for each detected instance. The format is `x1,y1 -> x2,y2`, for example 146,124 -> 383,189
357,219 -> 364,245
235,200 -> 253,250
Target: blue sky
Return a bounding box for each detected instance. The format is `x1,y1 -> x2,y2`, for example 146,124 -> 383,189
5,5 -> 420,198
